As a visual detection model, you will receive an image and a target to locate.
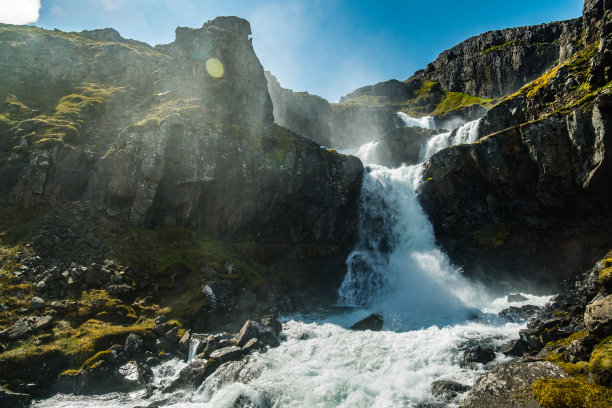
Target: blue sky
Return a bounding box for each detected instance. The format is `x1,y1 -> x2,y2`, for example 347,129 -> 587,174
2,0 -> 584,102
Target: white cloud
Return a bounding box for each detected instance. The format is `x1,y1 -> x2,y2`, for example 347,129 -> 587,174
0,0 -> 41,25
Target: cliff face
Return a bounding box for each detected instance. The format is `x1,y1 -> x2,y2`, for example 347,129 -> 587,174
417,0 -> 612,290
265,72 -> 395,148
424,18 -> 582,98
0,18 -> 362,248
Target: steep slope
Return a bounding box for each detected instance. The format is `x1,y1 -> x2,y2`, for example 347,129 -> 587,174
417,0 -> 612,291
0,17 -> 362,395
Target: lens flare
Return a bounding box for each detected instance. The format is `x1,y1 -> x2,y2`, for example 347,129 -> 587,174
206,58 -> 224,78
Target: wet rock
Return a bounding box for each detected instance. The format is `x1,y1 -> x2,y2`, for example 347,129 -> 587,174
124,333 -> 144,354
260,315 -> 282,336
116,362 -> 140,389
462,346 -> 496,365
431,380 -> 470,402
460,361 -> 568,408
209,346 -> 244,364
241,338 -> 264,354
164,327 -> 180,344
507,294 -> 528,302
519,329 -> 544,354
236,320 -> 280,348
498,305 -> 541,322
107,284 -> 136,299
178,330 -> 190,353
498,339 -> 526,357
0,387 -> 32,408
350,313 -> 384,331
202,282 -> 230,307
163,358 -> 221,393
203,333 -> 233,356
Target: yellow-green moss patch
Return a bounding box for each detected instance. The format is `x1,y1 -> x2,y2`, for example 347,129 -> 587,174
532,377 -> 612,408
472,224 -> 510,249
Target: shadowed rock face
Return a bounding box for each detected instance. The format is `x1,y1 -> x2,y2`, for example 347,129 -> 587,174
1,17 -> 363,249
424,18 -> 582,99
417,0 -> 612,291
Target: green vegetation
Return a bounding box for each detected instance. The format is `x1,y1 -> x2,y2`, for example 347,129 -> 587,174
532,377 -> 612,408
433,92 -> 492,115
590,336 -> 612,383
481,41 -> 516,55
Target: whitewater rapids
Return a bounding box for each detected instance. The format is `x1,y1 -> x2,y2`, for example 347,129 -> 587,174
34,115 -> 551,408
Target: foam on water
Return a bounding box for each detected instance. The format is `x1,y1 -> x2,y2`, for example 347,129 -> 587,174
33,114 -> 551,408
396,112 -> 435,129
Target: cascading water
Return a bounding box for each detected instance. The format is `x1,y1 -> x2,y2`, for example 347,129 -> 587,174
420,119 -> 481,161
34,114 -> 551,408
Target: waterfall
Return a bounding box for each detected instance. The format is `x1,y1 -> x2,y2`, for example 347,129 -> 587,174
396,112 -> 435,129
419,118 -> 481,161
338,116 -> 485,328
188,338 -> 201,362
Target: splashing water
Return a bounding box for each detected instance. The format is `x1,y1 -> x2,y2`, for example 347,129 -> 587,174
396,112 -> 436,129
420,119 -> 481,161
33,114 -> 550,408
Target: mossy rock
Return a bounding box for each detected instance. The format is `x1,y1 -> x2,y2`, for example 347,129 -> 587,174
532,377 -> 612,408
589,336 -> 612,386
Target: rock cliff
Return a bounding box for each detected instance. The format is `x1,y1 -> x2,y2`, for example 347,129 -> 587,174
417,0 -> 612,290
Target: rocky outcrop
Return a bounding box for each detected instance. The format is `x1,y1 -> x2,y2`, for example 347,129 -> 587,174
460,361 -> 568,408
0,17 -> 363,270
424,19 -> 581,98
265,71 -> 396,148
417,0 -> 612,289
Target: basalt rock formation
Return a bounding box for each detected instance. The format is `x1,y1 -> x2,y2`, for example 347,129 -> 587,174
0,17 -> 362,395
418,0 -> 612,291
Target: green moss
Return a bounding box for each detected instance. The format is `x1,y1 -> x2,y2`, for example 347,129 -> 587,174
532,377 -> 612,408
433,92 -> 492,115
82,350 -> 112,370
481,41 -> 516,55
590,336 -> 612,380
599,267 -> 612,286
472,224 -> 510,249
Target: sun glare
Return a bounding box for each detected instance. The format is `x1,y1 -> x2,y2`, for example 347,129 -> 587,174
206,58 -> 224,78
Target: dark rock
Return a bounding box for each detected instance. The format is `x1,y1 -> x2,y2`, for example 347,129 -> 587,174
0,387 -> 32,408
124,333 -> 144,355
374,127 -> 446,167
241,338 -> 264,354
563,335 -> 599,363
462,346 -> 496,365
498,339 -> 526,357
431,380 -> 470,402
350,313 -> 384,331
236,320 -> 280,348
33,315 -> 54,331
498,305 -> 541,322
209,346 -> 244,364
507,294 -> 528,303
519,329 -> 544,354
178,330 -> 190,353
260,315 -> 282,336
163,358 -> 221,393
164,327 -> 180,344
107,284 -> 136,299
202,282 -> 230,307
460,361 -> 568,408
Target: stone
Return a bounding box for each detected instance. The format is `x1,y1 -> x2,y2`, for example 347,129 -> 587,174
124,333 -> 144,354
460,361 -> 568,408
236,320 -> 280,348
499,339 -> 526,357
33,315 -> 54,331
431,380 -> 470,402
563,335 -> 598,363
30,296 -> 45,310
462,346 -> 496,365
498,305 -> 541,322
209,346 -> 244,364
260,315 -> 283,336
584,294 -> 612,333
350,314 -> 384,331
0,387 -> 32,408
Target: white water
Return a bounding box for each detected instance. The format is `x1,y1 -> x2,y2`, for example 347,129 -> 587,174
419,119 -> 481,162
396,112 -> 436,129
188,338 -> 201,362
34,114 -> 549,408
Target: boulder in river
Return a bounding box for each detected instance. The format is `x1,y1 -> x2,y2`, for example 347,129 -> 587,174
350,313 -> 384,331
